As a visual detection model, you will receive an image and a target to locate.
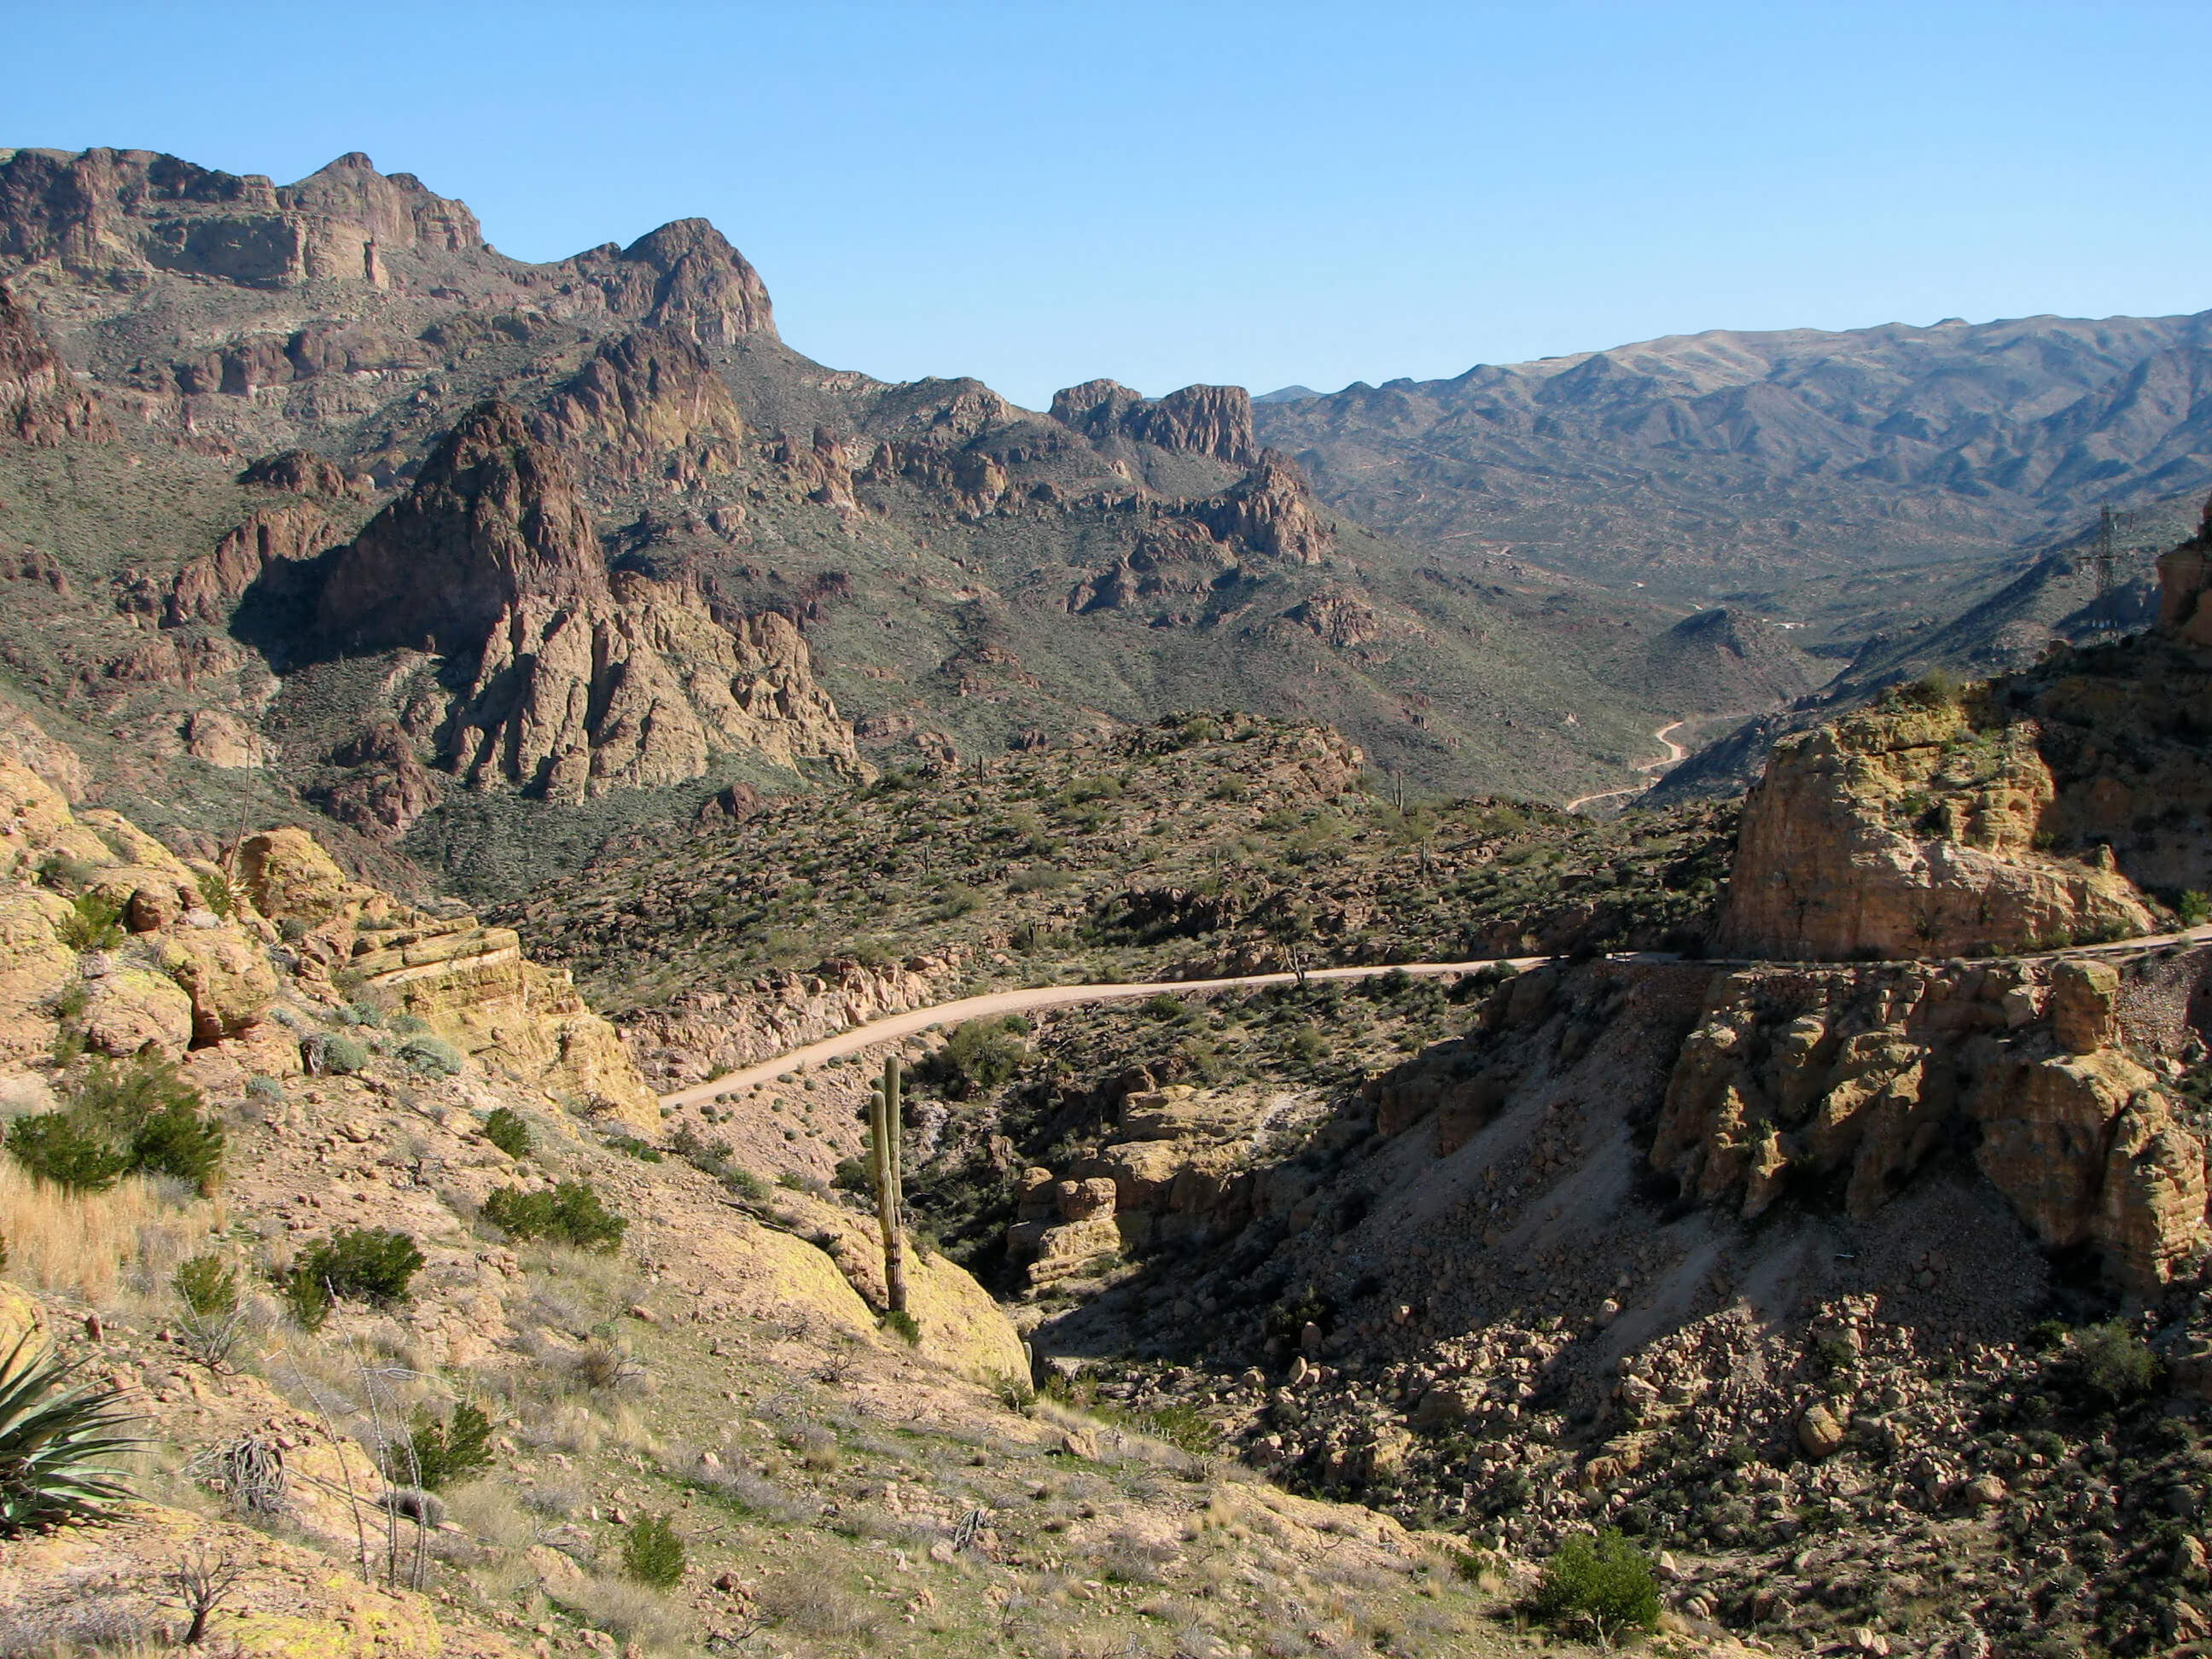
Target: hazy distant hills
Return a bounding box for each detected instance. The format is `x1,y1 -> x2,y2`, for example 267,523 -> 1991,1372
1255,314 -> 2212,595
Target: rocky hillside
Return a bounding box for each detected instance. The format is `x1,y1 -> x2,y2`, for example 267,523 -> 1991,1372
1256,312 -> 2212,595
0,731 -> 1522,1658
880,917 -> 2212,1657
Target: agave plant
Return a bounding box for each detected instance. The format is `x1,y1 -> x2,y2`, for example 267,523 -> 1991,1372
0,1330 -> 141,1533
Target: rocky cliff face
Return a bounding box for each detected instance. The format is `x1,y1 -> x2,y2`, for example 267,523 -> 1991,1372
0,147 -> 481,288
312,399 -> 857,806
1650,958 -> 2206,1292
1050,379 -> 1257,464
1716,690 -> 2157,959
531,326 -> 747,487
0,282 -> 109,445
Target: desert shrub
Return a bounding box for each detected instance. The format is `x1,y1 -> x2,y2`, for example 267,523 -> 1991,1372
881,1309 -> 920,1345
2049,1322 -> 2162,1410
759,1569 -> 882,1639
622,1512 -> 686,1586
398,1035 -> 463,1076
394,1401 -> 495,1491
4,1115 -> 127,1192
481,1107 -> 532,1159
292,1227 -> 424,1307
1528,1529 -> 1660,1644
0,1332 -> 140,1534
832,1156 -> 871,1194
916,1017 -> 1029,1099
244,1074 -> 285,1104
481,1181 -> 626,1252
172,1254 -> 237,1317
282,1266 -> 330,1331
303,1032 -> 369,1076
2182,890 -> 2211,927
6,1054 -> 224,1195
193,867 -> 237,918
55,893 -> 124,952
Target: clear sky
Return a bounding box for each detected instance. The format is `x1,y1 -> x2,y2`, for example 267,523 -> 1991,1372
8,2 -> 2208,409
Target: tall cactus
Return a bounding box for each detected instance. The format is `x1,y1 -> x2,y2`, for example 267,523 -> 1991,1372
867,1056 -> 909,1316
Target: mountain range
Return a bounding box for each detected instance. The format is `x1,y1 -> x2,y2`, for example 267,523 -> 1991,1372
2,143 -> 2209,888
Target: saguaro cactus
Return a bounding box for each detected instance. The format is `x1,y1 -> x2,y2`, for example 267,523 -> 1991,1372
867,1056 -> 909,1316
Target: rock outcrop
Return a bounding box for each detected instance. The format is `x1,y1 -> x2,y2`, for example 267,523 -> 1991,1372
236,825 -> 659,1128
532,325 -> 747,486
1717,690 -> 2156,959
0,756 -> 279,1059
1050,379 -> 1258,465
238,445 -> 373,498
1183,451 -> 1334,564
1644,957 -> 2208,1291
162,502 -> 335,626
0,282 -> 111,445
0,147 -> 480,288
312,400 -> 858,802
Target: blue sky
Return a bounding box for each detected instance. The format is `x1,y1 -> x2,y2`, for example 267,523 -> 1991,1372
9,2 -> 2208,408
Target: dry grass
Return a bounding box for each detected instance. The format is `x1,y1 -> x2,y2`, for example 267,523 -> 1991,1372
554,1575 -> 691,1656
0,1161 -> 217,1304
756,1569 -> 883,1641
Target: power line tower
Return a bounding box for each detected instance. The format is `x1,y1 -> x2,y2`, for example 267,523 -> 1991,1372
2090,506 -> 2122,631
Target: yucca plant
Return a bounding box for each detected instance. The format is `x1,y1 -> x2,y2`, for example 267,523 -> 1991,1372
0,1331 -> 141,1534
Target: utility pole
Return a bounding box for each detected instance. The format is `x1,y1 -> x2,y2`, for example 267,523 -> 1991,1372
2092,507 -> 2122,631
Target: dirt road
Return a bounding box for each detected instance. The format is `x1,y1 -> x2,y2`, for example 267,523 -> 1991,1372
660,956 -> 1546,1109
1563,720 -> 1690,813
657,920 -> 2212,1109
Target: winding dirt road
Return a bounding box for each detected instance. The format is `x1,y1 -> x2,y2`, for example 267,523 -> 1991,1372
1563,719 -> 1690,813
657,922 -> 2212,1109
661,957 -> 1547,1109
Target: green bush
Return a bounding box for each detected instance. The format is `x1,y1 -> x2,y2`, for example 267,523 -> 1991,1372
305,1032 -> 369,1076
480,1108 -> 532,1159
1528,1529 -> 1661,1644
55,893 -> 124,952
2182,890 -> 2211,928
622,1511 -> 686,1586
292,1228 -> 424,1307
4,1115 -> 128,1192
481,1181 -> 626,1252
2050,1321 -> 2163,1410
127,1100 -> 225,1192
282,1269 -> 330,1332
172,1255 -> 237,1317
5,1054 -> 224,1194
916,1018 -> 1029,1099
398,1035 -> 464,1076
0,1332 -> 140,1534
393,1401 -> 494,1491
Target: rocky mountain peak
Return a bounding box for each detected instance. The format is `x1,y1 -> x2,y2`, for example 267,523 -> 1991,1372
315,399 -> 607,655
273,149 -> 484,255
1050,378 -> 1256,464
562,217 -> 777,345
